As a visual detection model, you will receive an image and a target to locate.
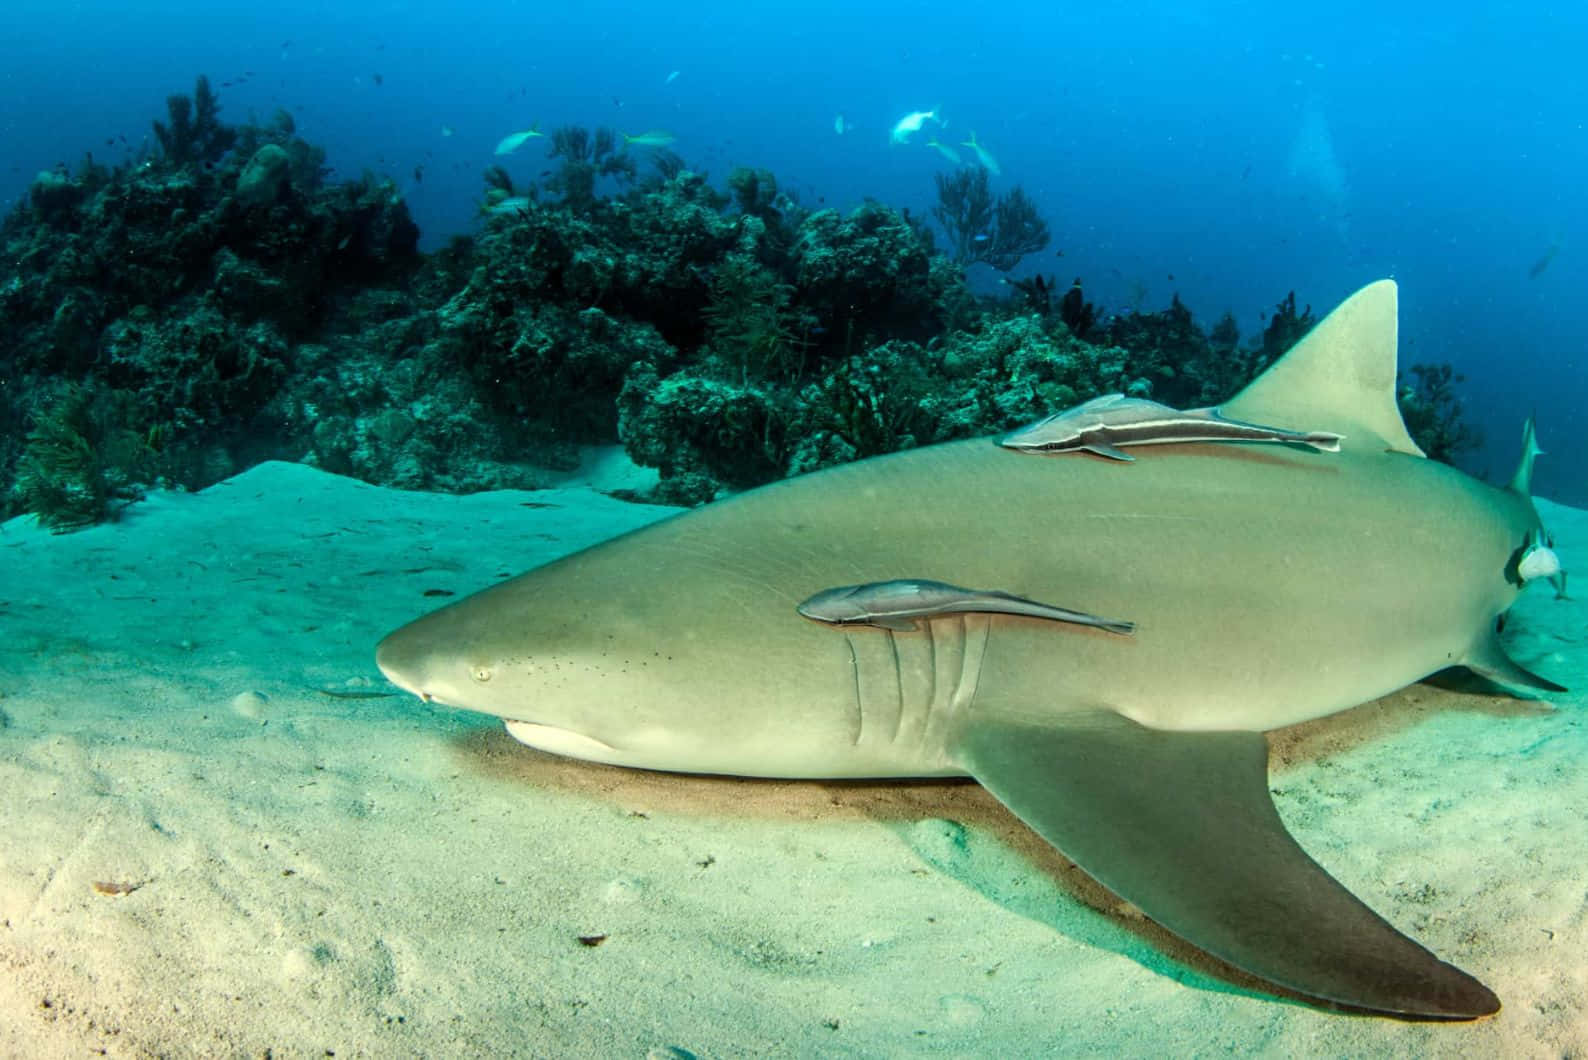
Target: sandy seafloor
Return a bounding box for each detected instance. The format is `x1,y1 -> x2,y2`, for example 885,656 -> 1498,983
1,452 -> 1584,1058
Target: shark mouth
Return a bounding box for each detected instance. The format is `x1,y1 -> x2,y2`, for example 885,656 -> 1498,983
501,720 -> 619,760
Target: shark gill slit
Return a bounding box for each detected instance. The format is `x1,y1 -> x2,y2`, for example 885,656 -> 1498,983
844,613 -> 989,756
843,634 -> 862,746
887,631 -> 904,744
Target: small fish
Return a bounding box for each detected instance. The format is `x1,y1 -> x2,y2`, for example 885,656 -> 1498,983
622,130 -> 676,148
373,72 -> 383,86
664,70 -> 680,85
798,579 -> 1135,635
413,165 -> 423,183
890,108 -> 939,144
834,114 -> 847,135
926,138 -> 961,164
494,127 -> 543,155
1000,394 -> 1343,461
972,232 -> 990,243
440,124 -> 454,138
1528,243 -> 1559,279
960,130 -> 1001,175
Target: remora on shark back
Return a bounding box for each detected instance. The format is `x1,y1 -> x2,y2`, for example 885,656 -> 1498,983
999,391 -> 1344,460
376,279 -> 1563,1019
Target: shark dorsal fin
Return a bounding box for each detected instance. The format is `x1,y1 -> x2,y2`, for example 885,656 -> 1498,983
1509,417 -> 1543,496
1221,279 -> 1425,457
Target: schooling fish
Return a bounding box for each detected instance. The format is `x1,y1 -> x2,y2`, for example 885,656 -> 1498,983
960,130 -> 1001,175
1000,393 -> 1343,461
797,579 -> 1136,635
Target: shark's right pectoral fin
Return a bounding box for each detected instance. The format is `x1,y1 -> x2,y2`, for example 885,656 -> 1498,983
953,710 -> 1500,1019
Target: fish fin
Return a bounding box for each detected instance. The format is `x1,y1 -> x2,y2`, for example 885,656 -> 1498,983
874,616 -> 919,632
1307,433 -> 1344,453
1085,443 -> 1134,461
952,710 -> 1499,1018
1508,417 -> 1544,496
1221,280 -> 1425,458
1462,628 -> 1566,694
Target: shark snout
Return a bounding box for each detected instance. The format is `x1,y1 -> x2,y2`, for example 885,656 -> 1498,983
375,625 -> 435,701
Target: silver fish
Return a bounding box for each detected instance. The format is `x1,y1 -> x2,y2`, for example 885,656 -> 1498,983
797,578 -> 1135,635
1000,393 -> 1343,461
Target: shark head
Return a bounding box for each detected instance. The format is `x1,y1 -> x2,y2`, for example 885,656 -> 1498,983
375,537 -> 892,777
376,569 -> 710,770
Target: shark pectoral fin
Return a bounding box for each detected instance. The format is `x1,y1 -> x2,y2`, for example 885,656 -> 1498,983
1463,630 -> 1566,694
953,710 -> 1500,1018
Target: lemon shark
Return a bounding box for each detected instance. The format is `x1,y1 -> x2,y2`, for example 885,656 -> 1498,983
376,280 -> 1562,1019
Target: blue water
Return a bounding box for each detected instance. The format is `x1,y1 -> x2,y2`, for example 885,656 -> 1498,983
4,0 -> 1585,499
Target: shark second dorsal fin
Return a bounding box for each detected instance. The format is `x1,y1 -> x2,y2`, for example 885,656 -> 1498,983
1221,279 -> 1425,457
1508,417 -> 1543,496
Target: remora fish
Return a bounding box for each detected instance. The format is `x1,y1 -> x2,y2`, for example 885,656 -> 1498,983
1001,393 -> 1344,460
797,578 -> 1136,634
377,280 -> 1563,1019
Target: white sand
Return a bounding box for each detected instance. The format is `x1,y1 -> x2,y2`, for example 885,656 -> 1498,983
1,458 -> 1584,1057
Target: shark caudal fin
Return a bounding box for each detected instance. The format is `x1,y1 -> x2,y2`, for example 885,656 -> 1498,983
1221,279 -> 1425,457
1509,417 -> 1544,496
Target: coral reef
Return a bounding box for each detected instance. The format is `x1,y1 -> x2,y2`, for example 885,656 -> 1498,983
0,86 -> 1482,528
0,77 -> 421,520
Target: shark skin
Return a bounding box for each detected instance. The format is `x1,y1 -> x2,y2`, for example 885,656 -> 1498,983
376,280 -> 1561,1019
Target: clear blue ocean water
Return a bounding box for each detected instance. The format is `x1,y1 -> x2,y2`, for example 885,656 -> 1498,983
3,0 -> 1584,498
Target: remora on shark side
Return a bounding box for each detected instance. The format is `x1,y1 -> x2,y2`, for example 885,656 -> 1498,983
376,279 -> 1563,1019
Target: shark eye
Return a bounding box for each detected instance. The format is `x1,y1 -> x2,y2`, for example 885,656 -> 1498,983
471,664 -> 494,684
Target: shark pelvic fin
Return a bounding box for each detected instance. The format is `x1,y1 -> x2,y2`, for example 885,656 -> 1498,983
1463,628 -> 1566,695
1508,417 -> 1544,497
954,709 -> 1499,1018
1221,279 -> 1425,458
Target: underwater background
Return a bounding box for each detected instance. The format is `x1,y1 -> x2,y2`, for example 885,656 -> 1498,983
4,2 -> 1588,1055
3,0 -> 1587,515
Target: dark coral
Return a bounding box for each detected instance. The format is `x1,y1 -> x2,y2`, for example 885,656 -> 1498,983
10,383 -> 150,531
0,78 -> 422,520
153,75 -> 236,169
1398,362 -> 1481,463
931,168 -> 1050,271
546,125 -> 635,212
